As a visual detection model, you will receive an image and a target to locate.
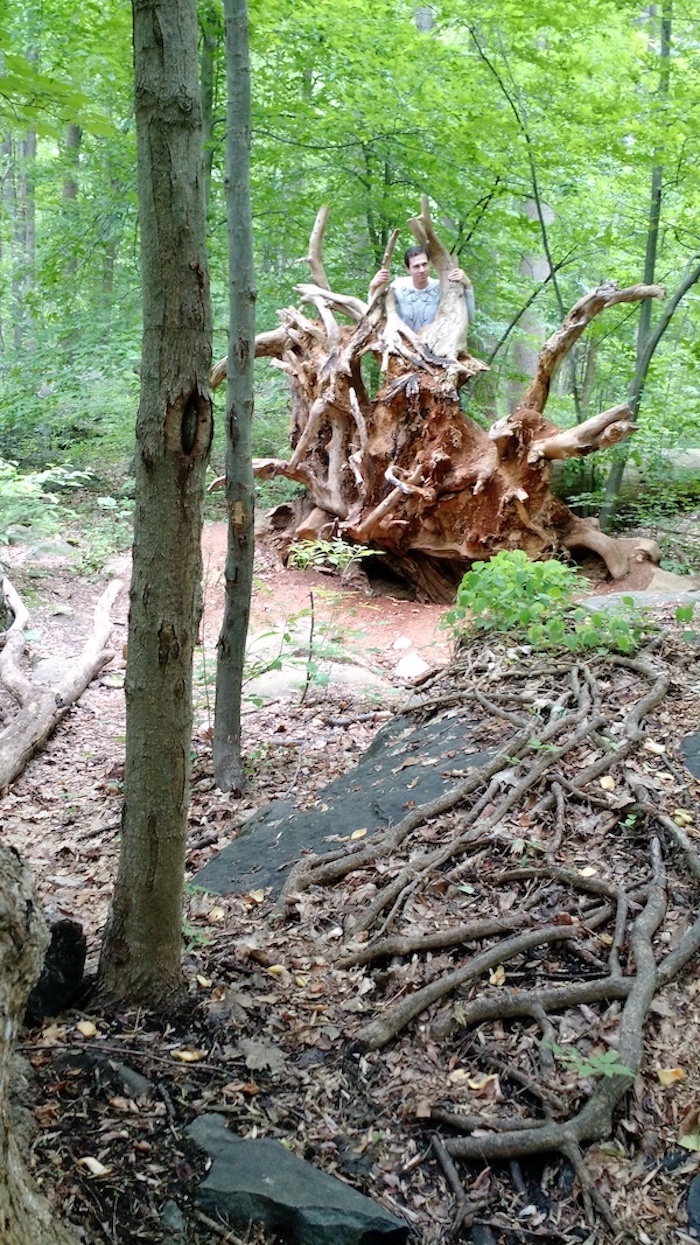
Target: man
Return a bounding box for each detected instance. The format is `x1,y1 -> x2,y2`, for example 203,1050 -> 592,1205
368,245 -> 475,333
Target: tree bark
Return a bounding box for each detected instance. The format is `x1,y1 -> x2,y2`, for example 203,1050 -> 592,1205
0,842 -> 79,1244
199,0 -> 222,217
598,0 -> 674,528
212,0 -> 256,794
97,0 -> 213,1007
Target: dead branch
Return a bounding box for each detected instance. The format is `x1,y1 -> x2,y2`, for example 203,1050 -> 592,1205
0,579 -> 121,792
304,204 -> 331,289
519,282 -> 665,415
294,283 -> 367,323
0,576 -> 32,704
527,403 -> 635,463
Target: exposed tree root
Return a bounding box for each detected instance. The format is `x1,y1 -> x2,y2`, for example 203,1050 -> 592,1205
279,628 -> 700,1238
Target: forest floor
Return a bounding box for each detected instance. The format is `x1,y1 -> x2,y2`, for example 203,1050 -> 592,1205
3,521 -> 700,1245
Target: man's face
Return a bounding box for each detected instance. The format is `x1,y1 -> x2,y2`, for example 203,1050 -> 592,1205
406,252 -> 430,289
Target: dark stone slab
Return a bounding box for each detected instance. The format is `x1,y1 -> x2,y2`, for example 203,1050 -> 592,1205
681,733 -> 700,780
25,919 -> 86,1023
186,1114 -> 408,1244
193,714 -> 497,897
687,1172 -> 700,1235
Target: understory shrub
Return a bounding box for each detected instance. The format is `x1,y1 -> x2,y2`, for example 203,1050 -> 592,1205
0,459 -> 90,542
442,549 -> 653,655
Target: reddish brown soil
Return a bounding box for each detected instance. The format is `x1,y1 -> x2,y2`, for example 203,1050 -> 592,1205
200,526 -> 662,674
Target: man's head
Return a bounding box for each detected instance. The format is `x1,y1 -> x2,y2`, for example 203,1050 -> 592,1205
404,245 -> 430,289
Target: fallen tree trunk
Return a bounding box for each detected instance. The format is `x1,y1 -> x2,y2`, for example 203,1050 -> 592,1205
0,841 -> 79,1244
212,199 -> 665,601
0,577 -> 121,792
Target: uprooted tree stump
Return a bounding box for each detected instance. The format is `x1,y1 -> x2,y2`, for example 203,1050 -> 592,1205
212,198 -> 665,602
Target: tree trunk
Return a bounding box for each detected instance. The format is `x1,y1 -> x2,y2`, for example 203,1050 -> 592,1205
199,0 -> 222,218
61,122 -> 82,279
62,122 -> 82,203
97,0 -> 213,1007
0,843 -> 79,1244
212,0 -> 255,794
599,0 -> 672,529
3,119 -> 36,354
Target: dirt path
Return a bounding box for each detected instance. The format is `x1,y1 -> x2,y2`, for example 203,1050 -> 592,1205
201,522 -> 452,676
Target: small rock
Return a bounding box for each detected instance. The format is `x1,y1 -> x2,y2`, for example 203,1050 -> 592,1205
682,733 -> 700,781
159,1200 -> 185,1234
110,1060 -> 154,1101
5,524 -> 33,544
391,635 -> 412,651
394,652 -> 431,681
186,1114 -> 408,1244
470,1228 -> 497,1245
32,656 -> 76,685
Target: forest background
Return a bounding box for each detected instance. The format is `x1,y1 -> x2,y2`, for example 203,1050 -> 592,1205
2,0 -> 699,556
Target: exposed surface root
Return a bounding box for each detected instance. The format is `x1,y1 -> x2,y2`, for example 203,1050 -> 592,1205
272,624 -> 700,1239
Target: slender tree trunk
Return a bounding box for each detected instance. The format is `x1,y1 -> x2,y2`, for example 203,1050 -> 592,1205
212,0 -> 255,793
97,0 -> 213,1006
200,0 -> 222,218
62,123 -> 82,203
599,0 -> 672,528
62,123 -> 82,278
4,121 -> 36,354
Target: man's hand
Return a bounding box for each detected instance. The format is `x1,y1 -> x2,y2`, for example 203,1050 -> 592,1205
368,267 -> 390,297
448,267 -> 467,284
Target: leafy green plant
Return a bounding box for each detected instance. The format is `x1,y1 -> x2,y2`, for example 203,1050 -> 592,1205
443,550 -> 580,637
288,537 -> 379,579
549,1042 -> 633,1081
0,459 -> 91,542
442,551 -> 654,655
67,496 -> 135,575
676,601 -> 697,642
526,599 -> 651,655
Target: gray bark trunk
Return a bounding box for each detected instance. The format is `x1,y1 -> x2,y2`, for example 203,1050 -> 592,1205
212,0 -> 255,794
199,0 -> 222,217
599,0 -> 672,528
0,843 -> 79,1244
97,0 -> 213,1006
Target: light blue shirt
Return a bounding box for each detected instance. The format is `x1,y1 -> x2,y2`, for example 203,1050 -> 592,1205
391,277 -> 441,332
391,276 -> 475,333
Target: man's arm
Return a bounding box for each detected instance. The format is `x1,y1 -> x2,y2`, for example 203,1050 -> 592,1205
368,267 -> 390,299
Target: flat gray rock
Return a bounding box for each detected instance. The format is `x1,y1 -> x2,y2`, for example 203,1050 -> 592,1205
186,1114 -> 408,1244
193,712 -> 497,897
681,733 -> 700,780
584,589 -> 700,610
